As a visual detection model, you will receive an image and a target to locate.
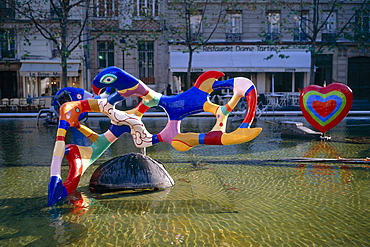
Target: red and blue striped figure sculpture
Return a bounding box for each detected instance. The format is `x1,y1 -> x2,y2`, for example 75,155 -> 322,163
48,67 -> 262,206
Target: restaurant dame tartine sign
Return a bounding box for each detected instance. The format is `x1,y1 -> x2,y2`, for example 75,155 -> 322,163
202,45 -> 280,52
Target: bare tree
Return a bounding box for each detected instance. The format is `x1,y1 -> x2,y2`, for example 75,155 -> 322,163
259,0 -> 369,84
8,0 -> 121,89
165,0 -> 239,90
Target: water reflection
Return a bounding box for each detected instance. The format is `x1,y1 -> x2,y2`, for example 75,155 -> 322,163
49,208 -> 70,245
295,139 -> 355,189
49,191 -> 93,246
0,120 -> 22,164
296,164 -> 353,187
303,140 -> 341,158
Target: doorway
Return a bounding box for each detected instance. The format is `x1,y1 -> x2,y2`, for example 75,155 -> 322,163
0,71 -> 17,99
348,56 -> 370,102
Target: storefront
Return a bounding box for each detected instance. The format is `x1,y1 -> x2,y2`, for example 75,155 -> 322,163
19,60 -> 82,97
169,45 -> 311,94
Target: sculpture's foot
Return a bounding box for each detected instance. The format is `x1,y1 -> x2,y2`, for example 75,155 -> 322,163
48,176 -> 68,206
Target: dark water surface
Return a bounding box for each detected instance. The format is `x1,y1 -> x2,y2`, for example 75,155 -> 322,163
0,117 -> 369,246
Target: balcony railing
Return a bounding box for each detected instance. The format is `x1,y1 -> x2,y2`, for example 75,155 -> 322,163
140,77 -> 155,84
225,33 -> 242,42
293,33 -> 308,42
322,33 -> 336,42
265,33 -> 280,42
191,33 -> 202,40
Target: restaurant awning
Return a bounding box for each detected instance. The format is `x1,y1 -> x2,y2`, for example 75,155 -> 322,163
20,63 -> 80,77
170,51 -> 311,73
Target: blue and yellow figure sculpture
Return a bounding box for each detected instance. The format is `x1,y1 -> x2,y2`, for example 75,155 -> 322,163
48,67 -> 262,206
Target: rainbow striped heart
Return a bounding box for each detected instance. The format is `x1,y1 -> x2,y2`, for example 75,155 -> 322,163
300,83 -> 353,133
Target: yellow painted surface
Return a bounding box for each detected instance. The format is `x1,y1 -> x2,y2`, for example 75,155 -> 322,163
88,99 -> 100,112
53,141 -> 66,157
221,128 -> 262,145
56,128 -> 67,137
172,133 -> 200,151
78,125 -> 99,142
197,78 -> 217,93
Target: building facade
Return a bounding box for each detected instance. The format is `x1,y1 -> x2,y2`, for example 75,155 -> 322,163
166,0 -> 370,104
0,0 -> 369,107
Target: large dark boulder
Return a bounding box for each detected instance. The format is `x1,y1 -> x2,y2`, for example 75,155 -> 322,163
89,153 -> 174,193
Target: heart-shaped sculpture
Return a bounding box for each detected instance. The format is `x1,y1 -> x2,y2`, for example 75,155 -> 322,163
300,83 -> 353,133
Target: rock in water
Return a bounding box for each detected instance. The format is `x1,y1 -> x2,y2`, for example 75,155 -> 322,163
89,153 -> 174,193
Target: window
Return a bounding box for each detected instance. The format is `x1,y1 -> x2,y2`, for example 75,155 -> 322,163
138,41 -> 154,84
293,11 -> 308,41
269,72 -> 304,93
51,41 -> 60,58
93,0 -> 118,17
50,0 -> 62,19
355,10 -> 369,40
266,11 -> 280,42
98,42 -> 114,69
0,30 -> 15,59
50,7 -> 62,19
225,11 -> 242,42
322,11 -> 336,33
190,11 -> 203,36
322,11 -> 336,42
0,0 -> 15,20
134,0 -> 159,18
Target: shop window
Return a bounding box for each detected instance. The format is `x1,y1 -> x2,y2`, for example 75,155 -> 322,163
98,41 -> 114,69
0,29 -> 15,59
265,11 -> 280,42
293,11 -> 308,41
294,73 -> 304,92
50,78 -> 60,95
274,73 -> 292,92
133,0 -> 159,18
268,72 -> 304,93
138,41 -> 154,84
225,11 -> 242,42
355,10 -> 369,41
322,11 -> 336,42
40,77 -> 51,96
93,0 -> 118,17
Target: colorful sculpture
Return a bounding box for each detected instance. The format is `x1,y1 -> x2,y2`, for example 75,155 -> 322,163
53,87 -> 114,120
48,67 -> 262,206
300,83 -> 353,134
53,87 -> 94,109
